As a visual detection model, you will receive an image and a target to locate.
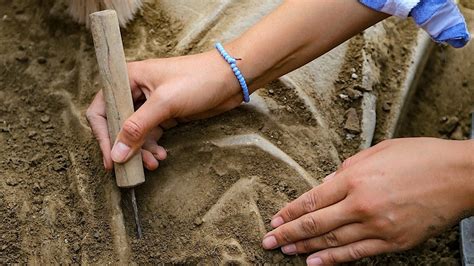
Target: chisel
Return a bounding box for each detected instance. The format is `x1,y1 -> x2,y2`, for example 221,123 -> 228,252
90,10 -> 145,238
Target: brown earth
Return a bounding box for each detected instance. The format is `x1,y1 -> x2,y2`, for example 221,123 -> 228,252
0,0 -> 472,264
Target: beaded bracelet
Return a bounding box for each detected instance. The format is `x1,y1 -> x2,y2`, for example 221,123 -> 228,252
214,42 -> 250,103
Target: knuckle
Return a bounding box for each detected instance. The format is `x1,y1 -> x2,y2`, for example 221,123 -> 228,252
346,175 -> 363,190
302,192 -> 318,213
322,231 -> 340,247
279,229 -> 293,244
282,207 -> 294,221
372,217 -> 393,232
352,200 -> 374,217
122,119 -> 145,142
300,239 -> 313,253
325,251 -> 338,264
349,245 -> 368,260
301,215 -> 320,235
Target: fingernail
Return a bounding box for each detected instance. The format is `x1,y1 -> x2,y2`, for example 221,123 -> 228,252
111,142 -> 130,163
262,235 -> 278,249
271,216 -> 284,228
281,244 -> 297,255
307,257 -> 323,265
323,172 -> 336,182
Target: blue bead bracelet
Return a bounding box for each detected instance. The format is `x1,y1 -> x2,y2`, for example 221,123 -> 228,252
215,42 -> 250,103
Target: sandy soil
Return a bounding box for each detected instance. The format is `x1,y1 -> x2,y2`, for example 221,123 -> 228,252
0,0 -> 471,264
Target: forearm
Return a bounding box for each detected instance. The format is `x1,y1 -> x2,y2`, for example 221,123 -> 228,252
225,0 -> 388,93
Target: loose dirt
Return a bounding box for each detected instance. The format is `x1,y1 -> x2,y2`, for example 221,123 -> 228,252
1,0 -> 471,264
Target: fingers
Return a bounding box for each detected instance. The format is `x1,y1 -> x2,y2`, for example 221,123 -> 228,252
280,223 -> 369,255
263,202 -> 352,249
271,175 -> 348,228
111,97 -> 171,163
86,91 -> 113,171
141,149 -> 159,171
306,239 -> 392,265
142,127 -> 167,161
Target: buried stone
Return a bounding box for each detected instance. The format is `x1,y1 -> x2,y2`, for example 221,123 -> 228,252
344,108 -> 361,134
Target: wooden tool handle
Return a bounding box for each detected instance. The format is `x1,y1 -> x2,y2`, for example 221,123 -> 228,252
90,10 -> 145,188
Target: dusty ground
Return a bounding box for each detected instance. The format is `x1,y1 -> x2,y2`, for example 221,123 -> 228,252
0,0 -> 472,264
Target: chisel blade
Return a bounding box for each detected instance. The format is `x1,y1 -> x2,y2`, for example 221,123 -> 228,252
130,188 -> 143,239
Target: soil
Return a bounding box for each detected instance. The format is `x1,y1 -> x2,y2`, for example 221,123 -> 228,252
0,0 -> 471,264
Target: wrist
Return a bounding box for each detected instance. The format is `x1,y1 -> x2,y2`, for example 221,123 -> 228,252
452,140 -> 474,216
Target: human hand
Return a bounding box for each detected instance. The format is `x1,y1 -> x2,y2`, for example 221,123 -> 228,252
262,138 -> 474,265
86,50 -> 244,170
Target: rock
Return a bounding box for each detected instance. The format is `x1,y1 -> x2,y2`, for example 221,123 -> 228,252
6,179 -> 19,186
268,89 -> 274,95
32,196 -> 43,205
40,115 -> 50,123
37,57 -> 47,64
193,217 -> 203,226
382,102 -> 392,112
449,125 -> 464,140
72,243 -> 81,252
439,116 -> 459,134
346,87 -> 362,100
94,232 -> 100,239
344,108 -> 361,134
350,68 -> 356,73
32,182 -> 41,192
351,73 -> 359,79
28,131 -> 37,138
43,137 -> 56,145
338,93 -> 349,101
354,84 -> 371,92
15,54 -> 29,63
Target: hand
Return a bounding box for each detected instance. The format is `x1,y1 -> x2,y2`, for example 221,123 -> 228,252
262,138 -> 474,265
86,50 -> 243,170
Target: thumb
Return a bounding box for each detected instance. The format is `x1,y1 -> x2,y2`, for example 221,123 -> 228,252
111,98 -> 170,163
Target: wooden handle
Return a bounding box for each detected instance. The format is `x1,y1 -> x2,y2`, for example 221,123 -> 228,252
90,10 -> 145,188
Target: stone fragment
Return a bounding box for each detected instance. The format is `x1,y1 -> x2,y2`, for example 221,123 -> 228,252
450,126 -> 464,140
346,88 -> 362,100
40,115 -> 50,123
351,73 -> 358,79
6,179 -> 19,186
382,102 -> 392,112
193,217 -> 203,226
15,54 -> 29,63
439,116 -> 459,134
37,57 -> 47,64
344,108 -> 361,134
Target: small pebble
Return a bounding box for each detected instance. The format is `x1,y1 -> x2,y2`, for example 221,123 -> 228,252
268,89 -> 274,95
40,115 -> 50,123
339,94 -> 349,100
194,217 -> 203,226
346,88 -> 362,100
37,57 -> 47,64
6,179 -> 19,186
350,68 -> 356,73
28,131 -> 37,138
382,102 -> 391,112
351,73 -> 359,79
15,55 -> 29,63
